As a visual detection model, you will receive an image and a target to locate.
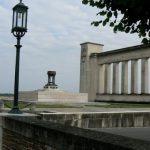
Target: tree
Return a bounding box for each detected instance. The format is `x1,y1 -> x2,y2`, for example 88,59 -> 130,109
82,0 -> 150,44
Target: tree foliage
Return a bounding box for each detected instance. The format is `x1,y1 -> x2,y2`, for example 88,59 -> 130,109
82,0 -> 150,44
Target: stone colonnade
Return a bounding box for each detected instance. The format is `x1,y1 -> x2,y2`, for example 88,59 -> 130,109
98,58 -> 149,95
80,42 -> 150,102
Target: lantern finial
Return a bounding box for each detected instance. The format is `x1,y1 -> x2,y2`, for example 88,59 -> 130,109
20,0 -> 22,3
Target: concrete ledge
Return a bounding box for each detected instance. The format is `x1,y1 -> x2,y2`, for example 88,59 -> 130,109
39,112 -> 150,128
96,94 -> 150,103
2,116 -> 150,150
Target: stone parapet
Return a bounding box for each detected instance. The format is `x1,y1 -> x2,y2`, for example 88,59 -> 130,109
2,116 -> 150,150
40,111 -> 150,128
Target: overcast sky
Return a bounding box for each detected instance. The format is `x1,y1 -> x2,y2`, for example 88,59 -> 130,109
0,0 -> 141,93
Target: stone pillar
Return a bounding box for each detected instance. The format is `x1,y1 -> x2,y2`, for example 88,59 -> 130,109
106,64 -> 111,94
121,61 -> 128,94
99,64 -> 108,94
141,58 -> 149,94
98,65 -> 101,94
88,53 -> 99,101
80,42 -> 104,94
131,60 -> 138,94
112,63 -> 120,94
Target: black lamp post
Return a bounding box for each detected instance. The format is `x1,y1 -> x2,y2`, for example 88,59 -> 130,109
9,0 -> 28,114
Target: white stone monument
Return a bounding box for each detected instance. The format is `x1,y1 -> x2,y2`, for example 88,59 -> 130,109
19,71 -> 88,103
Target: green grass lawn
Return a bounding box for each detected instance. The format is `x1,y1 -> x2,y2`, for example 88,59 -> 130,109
4,101 -> 27,109
4,101 -> 82,109
36,104 -> 80,108
0,93 -> 13,97
85,103 -> 150,108
4,100 -> 150,109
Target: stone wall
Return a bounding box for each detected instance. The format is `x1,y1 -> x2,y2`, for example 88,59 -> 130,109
40,112 -> 150,128
2,129 -> 55,150
2,116 -> 150,150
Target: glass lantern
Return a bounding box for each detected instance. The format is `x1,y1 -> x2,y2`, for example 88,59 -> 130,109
12,1 -> 28,33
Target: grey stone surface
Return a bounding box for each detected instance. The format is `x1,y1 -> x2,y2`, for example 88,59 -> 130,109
92,127 -> 150,142
0,114 -> 37,150
3,116 -> 150,150
96,94 -> 150,102
36,107 -> 150,113
39,111 -> 150,129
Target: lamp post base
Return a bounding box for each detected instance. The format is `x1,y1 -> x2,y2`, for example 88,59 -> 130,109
8,107 -> 23,114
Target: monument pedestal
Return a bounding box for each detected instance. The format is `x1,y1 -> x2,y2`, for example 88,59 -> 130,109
19,71 -> 88,103
19,88 -> 88,103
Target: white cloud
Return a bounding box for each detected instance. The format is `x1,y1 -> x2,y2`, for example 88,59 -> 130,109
0,0 -> 141,93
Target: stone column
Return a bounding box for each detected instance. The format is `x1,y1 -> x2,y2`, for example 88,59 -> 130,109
112,63 -> 120,94
131,60 -> 138,94
99,64 -> 108,94
88,53 -> 99,101
141,58 -> 149,94
98,65 -> 101,94
106,64 -> 111,94
121,61 -> 128,94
